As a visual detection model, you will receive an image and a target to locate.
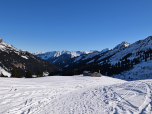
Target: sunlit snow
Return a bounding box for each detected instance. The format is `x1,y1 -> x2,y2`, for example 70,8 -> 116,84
0,76 -> 152,114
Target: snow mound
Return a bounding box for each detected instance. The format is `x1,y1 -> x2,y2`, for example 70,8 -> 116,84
0,67 -> 11,77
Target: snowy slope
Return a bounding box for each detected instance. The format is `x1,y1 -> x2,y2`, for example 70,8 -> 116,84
113,58 -> 152,80
82,51 -> 100,60
109,36 -> 152,62
98,41 -> 130,61
67,42 -> 129,65
0,67 -> 11,77
1,75 -> 152,114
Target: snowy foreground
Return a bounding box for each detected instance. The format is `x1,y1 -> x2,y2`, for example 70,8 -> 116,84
0,76 -> 152,114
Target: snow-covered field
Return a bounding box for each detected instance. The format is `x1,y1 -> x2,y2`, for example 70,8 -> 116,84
0,75 -> 152,114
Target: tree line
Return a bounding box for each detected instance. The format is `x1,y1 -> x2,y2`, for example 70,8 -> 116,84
0,67 -> 44,78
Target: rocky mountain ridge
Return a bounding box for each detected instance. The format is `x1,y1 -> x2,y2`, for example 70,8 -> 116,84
32,50 -> 97,65
0,40 -> 58,77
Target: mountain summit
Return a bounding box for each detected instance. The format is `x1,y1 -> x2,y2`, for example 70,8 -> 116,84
32,50 -> 93,65
113,41 -> 131,50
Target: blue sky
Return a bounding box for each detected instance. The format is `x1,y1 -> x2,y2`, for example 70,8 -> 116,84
0,0 -> 152,52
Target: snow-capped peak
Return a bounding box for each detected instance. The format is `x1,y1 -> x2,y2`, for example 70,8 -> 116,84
113,41 -> 130,50
33,50 -> 93,60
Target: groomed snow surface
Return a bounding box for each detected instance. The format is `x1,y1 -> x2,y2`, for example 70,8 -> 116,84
0,76 -> 152,114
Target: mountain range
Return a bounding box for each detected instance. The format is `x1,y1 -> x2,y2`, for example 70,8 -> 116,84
32,50 -> 99,65
1,36 -> 152,79
34,36 -> 152,79
32,41 -> 131,68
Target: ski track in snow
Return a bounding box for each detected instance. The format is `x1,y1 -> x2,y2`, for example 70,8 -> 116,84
1,76 -> 152,114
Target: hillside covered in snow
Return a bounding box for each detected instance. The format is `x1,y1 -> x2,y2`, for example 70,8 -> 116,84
0,40 -> 58,77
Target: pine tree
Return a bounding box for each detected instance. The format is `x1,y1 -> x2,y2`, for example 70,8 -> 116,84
145,54 -> 147,62
0,72 -> 5,77
37,68 -> 43,77
131,60 -> 133,68
118,62 -> 120,68
129,76 -> 130,79
25,70 -> 32,78
11,67 -> 17,77
143,55 -> 145,60
11,67 -> 21,78
16,69 -> 21,78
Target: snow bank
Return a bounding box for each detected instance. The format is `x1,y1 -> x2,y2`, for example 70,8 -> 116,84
0,67 -> 11,77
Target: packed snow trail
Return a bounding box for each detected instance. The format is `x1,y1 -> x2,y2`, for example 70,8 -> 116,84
0,76 -> 152,114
